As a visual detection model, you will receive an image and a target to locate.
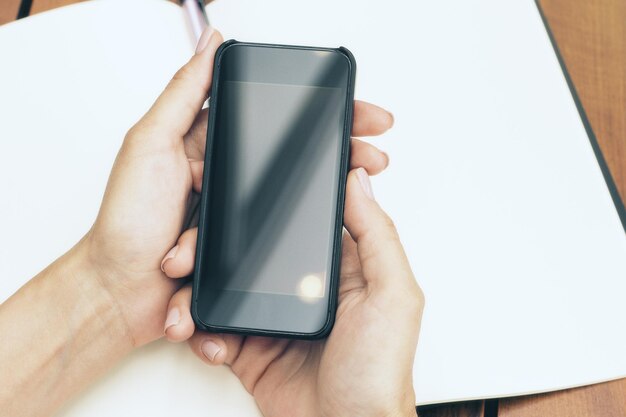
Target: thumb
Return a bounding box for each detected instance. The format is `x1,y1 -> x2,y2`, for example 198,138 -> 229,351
343,168 -> 418,298
137,27 -> 224,139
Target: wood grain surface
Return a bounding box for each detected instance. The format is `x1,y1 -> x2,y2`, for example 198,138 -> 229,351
30,0 -> 84,14
0,0 -> 21,24
538,0 -> 625,201
499,379 -> 626,417
2,0 -> 625,416
419,401 -> 487,417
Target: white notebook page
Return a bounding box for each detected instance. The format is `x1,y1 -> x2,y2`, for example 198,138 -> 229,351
1,0 -> 626,413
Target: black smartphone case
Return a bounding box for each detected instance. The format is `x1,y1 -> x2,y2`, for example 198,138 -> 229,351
191,40 -> 356,339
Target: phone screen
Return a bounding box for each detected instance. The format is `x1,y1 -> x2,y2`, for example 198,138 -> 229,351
195,44 -> 352,334
213,80 -> 342,298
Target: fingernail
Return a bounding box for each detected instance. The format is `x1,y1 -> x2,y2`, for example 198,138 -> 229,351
164,308 -> 180,333
382,151 -> 390,168
195,26 -> 215,55
387,111 -> 395,128
201,340 -> 222,361
160,245 -> 179,272
356,168 -> 374,200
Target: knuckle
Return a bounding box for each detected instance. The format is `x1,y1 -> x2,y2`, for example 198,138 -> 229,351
123,121 -> 166,151
383,275 -> 423,320
407,282 -> 425,322
124,124 -> 141,144
380,212 -> 399,235
172,65 -> 193,83
124,123 -> 151,145
412,283 -> 425,311
373,210 -> 400,241
362,215 -> 399,247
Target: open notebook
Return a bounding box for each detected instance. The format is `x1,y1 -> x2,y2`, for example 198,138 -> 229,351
1,0 -> 626,414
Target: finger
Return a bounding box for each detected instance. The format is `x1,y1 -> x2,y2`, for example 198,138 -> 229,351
188,136 -> 387,184
350,138 -> 389,175
185,124 -> 389,191
160,227 -> 198,278
185,100 -> 393,162
342,168 -> 421,299
138,28 -> 224,139
189,160 -> 204,193
338,232 -> 366,300
189,137 -> 385,189
164,284 -> 195,342
184,100 -> 393,160
352,100 -> 394,137
188,331 -> 244,366
340,231 -> 361,277
184,108 -> 209,160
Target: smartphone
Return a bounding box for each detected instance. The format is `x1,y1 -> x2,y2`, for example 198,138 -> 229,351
191,41 -> 356,339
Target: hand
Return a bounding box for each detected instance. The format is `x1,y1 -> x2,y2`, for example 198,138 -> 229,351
163,171 -> 424,417
162,147 -> 423,415
79,27 -> 397,348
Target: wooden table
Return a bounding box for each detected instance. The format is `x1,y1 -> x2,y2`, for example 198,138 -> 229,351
2,1 -> 625,416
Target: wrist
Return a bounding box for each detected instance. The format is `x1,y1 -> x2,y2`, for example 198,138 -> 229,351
387,404 -> 418,417
384,392 -> 418,417
80,228 -> 179,346
0,238 -> 134,416
55,239 -> 135,353
339,392 -> 416,417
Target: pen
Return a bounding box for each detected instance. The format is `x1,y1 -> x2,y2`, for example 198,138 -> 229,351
180,0 -> 210,40
179,1 -> 210,230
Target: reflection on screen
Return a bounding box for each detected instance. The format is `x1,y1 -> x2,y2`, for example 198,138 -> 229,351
205,80 -> 344,298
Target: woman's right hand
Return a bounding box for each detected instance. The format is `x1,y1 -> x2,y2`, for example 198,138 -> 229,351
163,167 -> 424,417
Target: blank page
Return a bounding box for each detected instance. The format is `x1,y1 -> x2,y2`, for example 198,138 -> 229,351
209,0 -> 626,405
